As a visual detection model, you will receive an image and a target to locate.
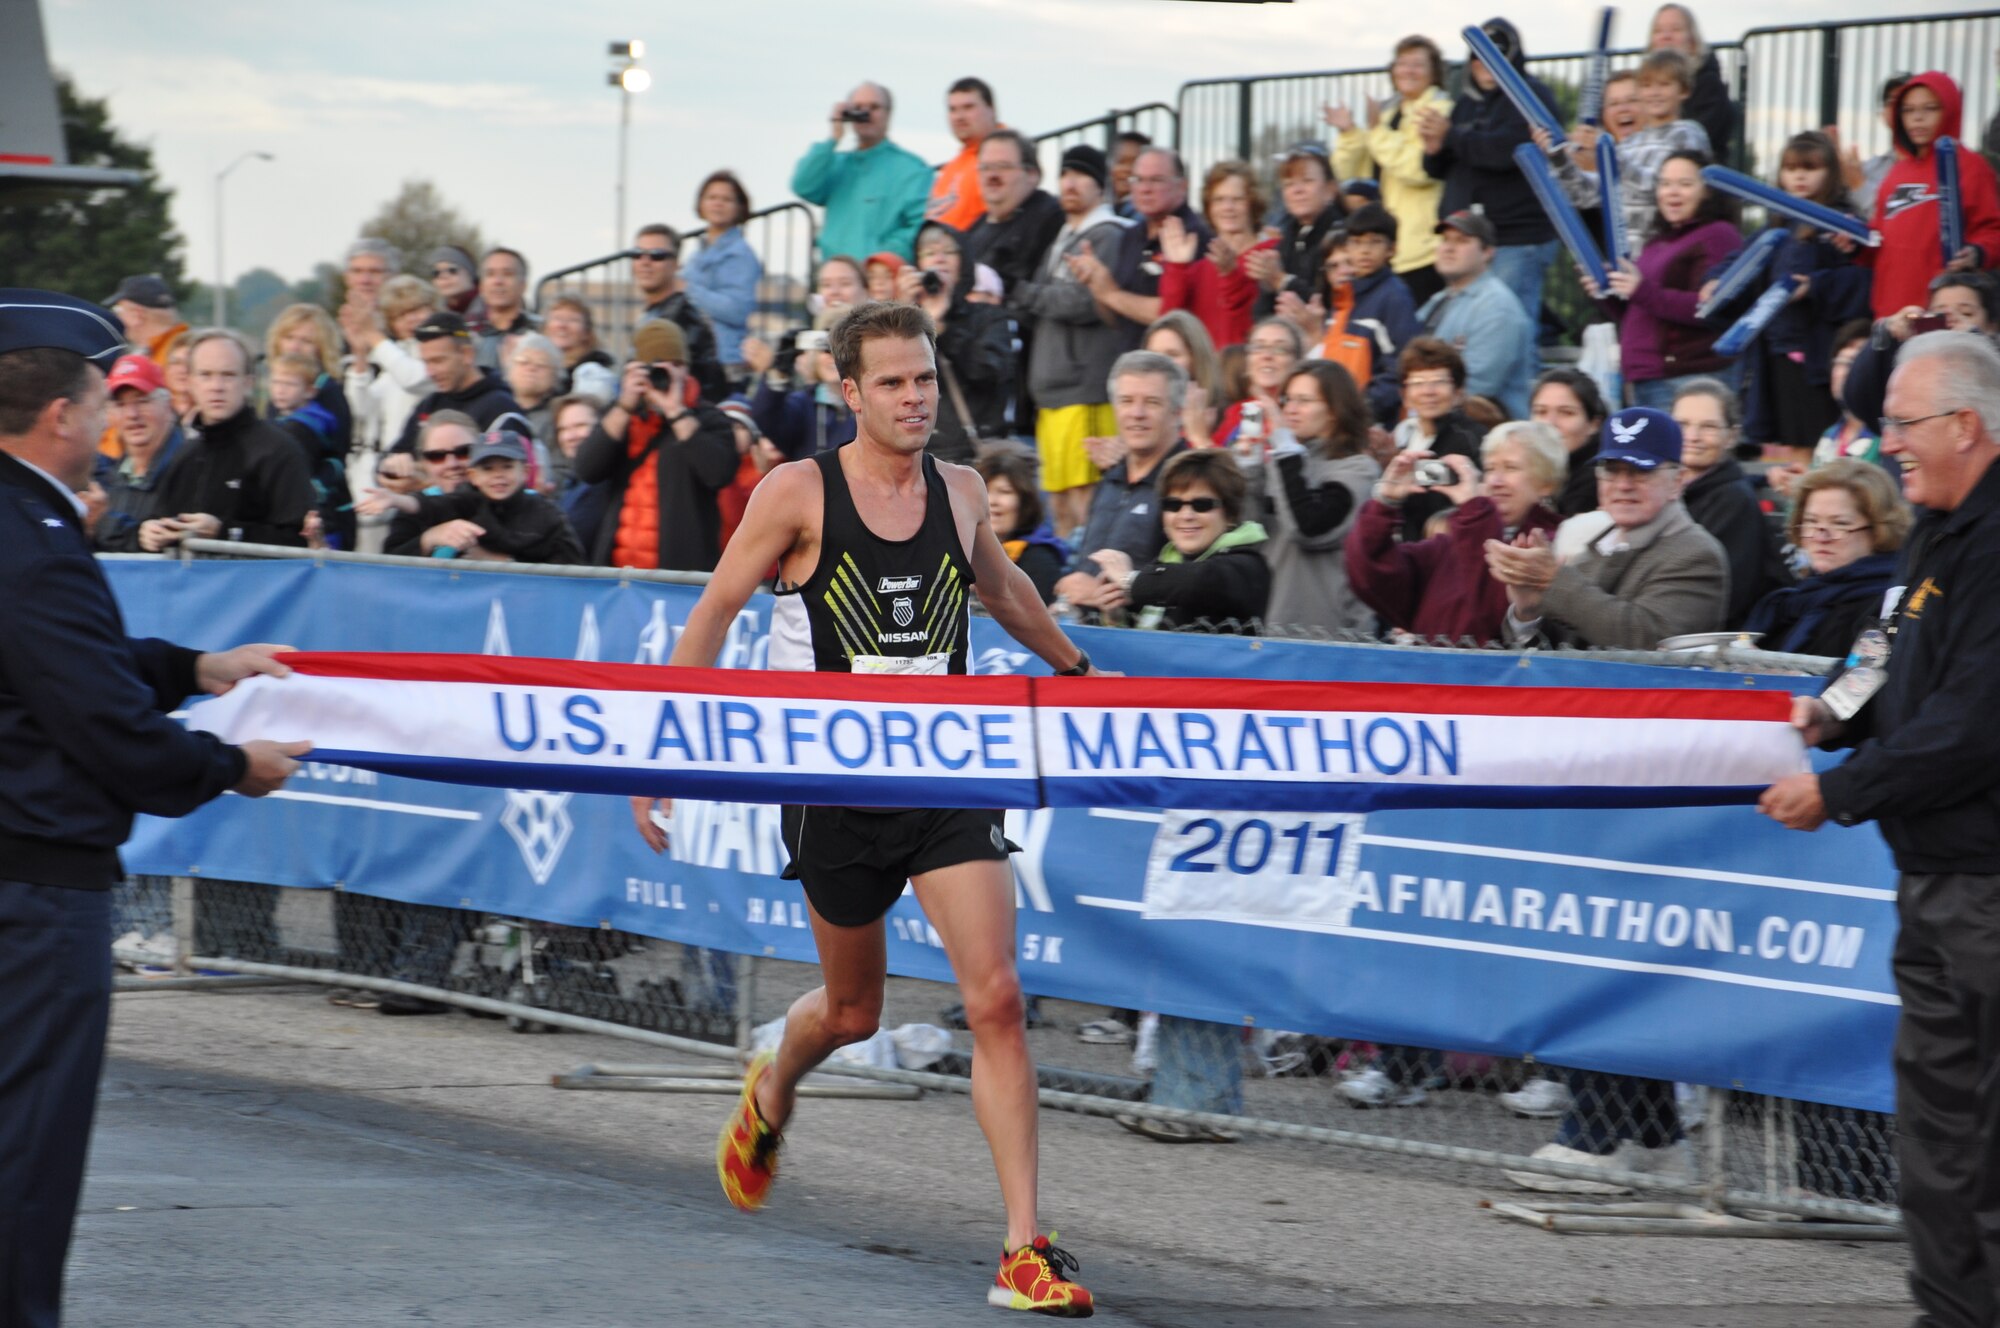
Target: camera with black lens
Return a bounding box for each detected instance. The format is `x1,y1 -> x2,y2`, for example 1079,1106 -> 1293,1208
919,270 -> 945,297
646,365 -> 675,392
839,107 -> 873,123
772,329 -> 804,378
1413,459 -> 1456,488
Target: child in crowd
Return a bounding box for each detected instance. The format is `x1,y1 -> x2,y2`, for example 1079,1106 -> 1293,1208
1812,321 -> 1883,468
863,252 -> 905,302
1541,51 -> 1711,249
1860,70 -> 2000,317
268,352 -> 355,550
362,432 -> 584,565
1295,208 -> 1418,425
1704,132 -> 1872,453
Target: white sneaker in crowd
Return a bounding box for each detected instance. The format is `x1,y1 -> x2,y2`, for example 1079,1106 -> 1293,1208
1077,1017 -> 1135,1045
1132,1012 -> 1159,1074
1337,1067 -> 1427,1108
1503,1142 -> 1633,1194
1498,1076 -> 1573,1119
1613,1137 -> 1694,1184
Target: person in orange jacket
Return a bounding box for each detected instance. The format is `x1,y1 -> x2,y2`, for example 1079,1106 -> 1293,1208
928,78 -> 1001,233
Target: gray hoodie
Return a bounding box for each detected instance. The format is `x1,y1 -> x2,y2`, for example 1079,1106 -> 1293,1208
1006,204 -> 1138,410
1241,435 -> 1381,635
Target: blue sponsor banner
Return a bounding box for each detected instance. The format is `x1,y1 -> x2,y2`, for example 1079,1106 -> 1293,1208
110,558 -> 1900,1110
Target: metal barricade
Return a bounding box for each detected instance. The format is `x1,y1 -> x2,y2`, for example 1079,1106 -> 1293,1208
1032,103 -> 1178,167
532,202 -> 818,362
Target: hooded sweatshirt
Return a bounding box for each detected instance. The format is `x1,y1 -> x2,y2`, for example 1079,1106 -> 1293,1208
1129,520 -> 1272,634
1421,18 -> 1558,247
1866,71 -> 2000,317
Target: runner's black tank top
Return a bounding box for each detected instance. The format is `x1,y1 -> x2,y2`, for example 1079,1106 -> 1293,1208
768,446 -> 974,675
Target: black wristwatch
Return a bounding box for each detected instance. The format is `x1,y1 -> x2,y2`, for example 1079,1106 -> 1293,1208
1053,651 -> 1091,677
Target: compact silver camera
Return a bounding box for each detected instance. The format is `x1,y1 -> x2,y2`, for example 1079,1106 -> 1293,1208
796,330 -> 831,354
1413,459 -> 1455,487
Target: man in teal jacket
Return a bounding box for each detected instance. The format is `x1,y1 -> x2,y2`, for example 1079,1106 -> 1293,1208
792,81 -> 933,262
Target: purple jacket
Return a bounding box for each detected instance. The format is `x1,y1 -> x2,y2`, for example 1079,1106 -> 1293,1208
1614,219 -> 1742,384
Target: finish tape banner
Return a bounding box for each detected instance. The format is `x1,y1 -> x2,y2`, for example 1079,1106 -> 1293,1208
187,653 -> 1805,812
105,558 -> 1900,1110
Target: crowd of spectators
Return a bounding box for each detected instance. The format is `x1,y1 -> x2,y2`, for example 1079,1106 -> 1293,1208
75,16 -> 1993,644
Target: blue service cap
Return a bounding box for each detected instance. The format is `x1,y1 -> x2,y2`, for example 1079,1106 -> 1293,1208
0,288 -> 127,366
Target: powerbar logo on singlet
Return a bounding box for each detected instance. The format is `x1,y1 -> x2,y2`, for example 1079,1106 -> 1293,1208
1883,182 -> 1941,221
823,552 -> 968,652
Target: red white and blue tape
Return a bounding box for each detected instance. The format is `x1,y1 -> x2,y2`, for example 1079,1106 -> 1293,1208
188,652 -> 1807,813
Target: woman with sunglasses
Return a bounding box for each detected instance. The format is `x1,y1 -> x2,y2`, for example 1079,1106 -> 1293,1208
1743,459 -> 1908,656
1088,450 -> 1271,636
427,246 -> 480,317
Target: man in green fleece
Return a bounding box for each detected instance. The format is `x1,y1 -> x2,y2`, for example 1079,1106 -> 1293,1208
792,81 -> 934,262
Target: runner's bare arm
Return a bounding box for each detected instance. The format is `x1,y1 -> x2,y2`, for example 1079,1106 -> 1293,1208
947,466 -> 1101,675
667,460 -> 819,670
635,461 -> 819,853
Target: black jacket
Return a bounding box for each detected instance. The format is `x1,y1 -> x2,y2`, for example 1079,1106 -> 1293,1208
639,292 -> 729,403
392,368 -> 531,453
408,486 -> 585,565
575,403 -> 740,571
0,453 -> 246,888
1422,20 -> 1558,247
1821,461 -> 2000,872
1129,539 -> 1272,635
1254,201 -> 1346,320
1555,436 -> 1601,518
1684,52 -> 1739,166
1681,457 -> 1792,627
964,190 -> 1066,296
149,406 -> 316,547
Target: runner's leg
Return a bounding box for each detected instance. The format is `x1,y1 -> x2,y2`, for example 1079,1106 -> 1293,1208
756,903 -> 887,1131
910,860 -> 1038,1250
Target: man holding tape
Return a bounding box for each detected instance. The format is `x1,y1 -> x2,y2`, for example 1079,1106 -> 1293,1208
0,290 -> 309,1327
630,299 -> 1104,1316
1761,331 -> 2000,1328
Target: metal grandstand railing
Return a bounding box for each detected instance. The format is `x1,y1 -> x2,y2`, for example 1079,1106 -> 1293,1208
532,202 -> 817,362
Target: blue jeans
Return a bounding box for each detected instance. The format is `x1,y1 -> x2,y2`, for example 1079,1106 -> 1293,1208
1150,1016 -> 1241,1115
1632,368 -> 1744,416
1489,240 -> 1558,336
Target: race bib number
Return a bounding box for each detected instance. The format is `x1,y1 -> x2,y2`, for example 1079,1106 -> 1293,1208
852,652 -> 950,676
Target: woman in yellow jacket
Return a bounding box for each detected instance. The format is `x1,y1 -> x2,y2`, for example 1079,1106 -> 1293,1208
1328,36 -> 1453,306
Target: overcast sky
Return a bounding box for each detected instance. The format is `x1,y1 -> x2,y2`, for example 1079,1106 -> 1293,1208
43,0 -> 1917,290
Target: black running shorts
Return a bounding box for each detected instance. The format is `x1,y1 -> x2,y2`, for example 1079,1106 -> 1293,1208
779,805 -> 1019,928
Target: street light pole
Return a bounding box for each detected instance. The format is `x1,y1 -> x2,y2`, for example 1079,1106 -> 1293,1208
608,41 -> 649,253
213,150 -> 273,329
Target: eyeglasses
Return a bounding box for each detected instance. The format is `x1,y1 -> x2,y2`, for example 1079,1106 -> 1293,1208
421,445 -> 473,462
634,248 -> 679,262
1882,410 -> 1958,435
1799,519 -> 1872,539
1403,375 -> 1455,390
1276,394 -> 1321,406
432,265 -> 461,277
1676,421 -> 1731,438
980,162 -> 1023,174
1246,340 -> 1294,355
1594,459 -> 1671,479
1162,495 -> 1221,514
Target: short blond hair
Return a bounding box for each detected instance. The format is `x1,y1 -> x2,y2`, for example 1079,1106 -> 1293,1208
1481,420 -> 1568,491
265,303 -> 341,377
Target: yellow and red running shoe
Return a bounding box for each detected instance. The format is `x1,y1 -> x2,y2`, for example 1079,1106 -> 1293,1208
987,1233 -> 1094,1317
716,1051 -> 782,1211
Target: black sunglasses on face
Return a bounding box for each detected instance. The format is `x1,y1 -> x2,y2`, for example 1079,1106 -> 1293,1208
1162,496 -> 1221,514
635,248 -> 678,262
421,445 -> 473,462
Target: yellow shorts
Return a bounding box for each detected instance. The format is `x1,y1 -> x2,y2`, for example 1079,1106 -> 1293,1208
1035,403 -> 1114,494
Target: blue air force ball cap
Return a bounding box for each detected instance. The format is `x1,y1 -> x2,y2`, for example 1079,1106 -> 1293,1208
0,289 -> 128,366
1598,406 -> 1683,469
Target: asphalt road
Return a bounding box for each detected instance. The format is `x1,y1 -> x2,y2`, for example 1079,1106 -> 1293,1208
67,985 -> 1917,1327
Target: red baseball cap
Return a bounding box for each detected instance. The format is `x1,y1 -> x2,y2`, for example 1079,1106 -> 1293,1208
106,353 -> 165,396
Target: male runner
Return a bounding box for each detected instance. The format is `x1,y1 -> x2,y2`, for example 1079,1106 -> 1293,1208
630,300 -> 1102,1316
